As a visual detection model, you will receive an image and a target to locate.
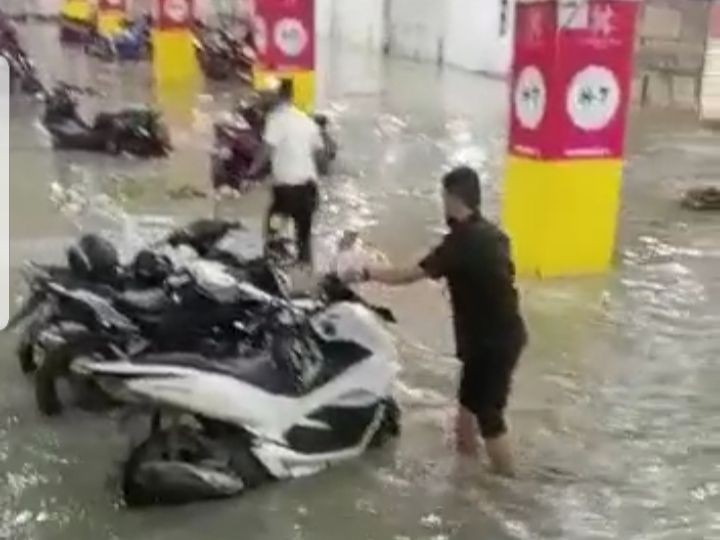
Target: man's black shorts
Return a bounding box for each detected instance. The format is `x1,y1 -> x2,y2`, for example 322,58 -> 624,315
269,182 -> 318,219
458,338 -> 525,439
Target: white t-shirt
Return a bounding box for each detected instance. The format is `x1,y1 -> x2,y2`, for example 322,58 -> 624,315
263,104 -> 323,186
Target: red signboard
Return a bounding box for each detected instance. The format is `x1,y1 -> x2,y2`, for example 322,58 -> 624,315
153,0 -> 194,30
709,1 -> 720,39
509,0 -> 639,160
509,1 -> 557,158
254,0 -> 315,71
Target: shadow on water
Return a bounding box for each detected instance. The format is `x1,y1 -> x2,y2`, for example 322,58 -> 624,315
1,25 -> 718,540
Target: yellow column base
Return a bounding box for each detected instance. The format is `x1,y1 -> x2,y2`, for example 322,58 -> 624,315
61,0 -> 93,22
155,78 -> 201,126
152,30 -> 200,85
254,69 -> 316,113
502,156 -> 623,277
97,11 -> 125,36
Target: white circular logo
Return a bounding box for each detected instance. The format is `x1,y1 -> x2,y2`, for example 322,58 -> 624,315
514,65 -> 546,130
164,0 -> 189,23
566,65 -> 620,131
254,16 -> 268,54
273,18 -> 308,57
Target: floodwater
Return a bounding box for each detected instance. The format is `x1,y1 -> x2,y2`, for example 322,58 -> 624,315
1,23 -> 719,540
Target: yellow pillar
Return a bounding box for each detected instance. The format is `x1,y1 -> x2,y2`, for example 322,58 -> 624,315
60,0 -> 93,22
154,79 -> 202,194
502,0 -> 639,277
152,0 -> 200,84
97,0 -> 127,36
60,0 -> 93,21
253,0 -> 316,112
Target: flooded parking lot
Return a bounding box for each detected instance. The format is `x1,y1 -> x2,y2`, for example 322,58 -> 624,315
1,23 -> 718,540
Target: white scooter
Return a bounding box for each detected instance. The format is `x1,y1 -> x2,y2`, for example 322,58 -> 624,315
73,279 -> 401,506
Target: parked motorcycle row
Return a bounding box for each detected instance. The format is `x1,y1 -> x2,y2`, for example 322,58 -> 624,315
57,6 -> 255,83
84,14 -> 152,62
41,82 -> 172,157
9,219 -> 401,506
8,16 -> 365,507
211,94 -> 338,190
7,12 -> 338,178
0,10 -> 43,95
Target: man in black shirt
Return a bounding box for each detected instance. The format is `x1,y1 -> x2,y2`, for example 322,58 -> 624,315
344,166 -> 527,475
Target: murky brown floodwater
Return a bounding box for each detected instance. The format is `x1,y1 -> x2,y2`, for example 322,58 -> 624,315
1,23 -> 718,540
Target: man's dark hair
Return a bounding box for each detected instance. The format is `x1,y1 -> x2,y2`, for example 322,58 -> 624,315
442,166 -> 481,209
278,78 -> 294,102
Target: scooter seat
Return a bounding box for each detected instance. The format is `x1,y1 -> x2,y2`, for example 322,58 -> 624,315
50,120 -> 88,137
115,289 -> 170,314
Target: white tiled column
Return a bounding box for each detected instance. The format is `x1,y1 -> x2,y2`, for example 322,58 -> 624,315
700,1 -> 720,121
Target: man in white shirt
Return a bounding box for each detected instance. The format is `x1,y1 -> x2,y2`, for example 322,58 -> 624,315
249,79 -> 323,265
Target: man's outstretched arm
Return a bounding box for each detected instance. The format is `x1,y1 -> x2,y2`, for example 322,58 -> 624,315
361,265 -> 426,285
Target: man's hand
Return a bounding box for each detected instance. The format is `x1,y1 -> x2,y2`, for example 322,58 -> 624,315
340,265 -> 426,286
339,266 -> 369,284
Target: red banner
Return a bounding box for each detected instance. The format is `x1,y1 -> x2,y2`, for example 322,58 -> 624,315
709,1 -> 720,39
153,0 -> 194,30
509,0 -> 639,160
509,1 -> 557,158
254,0 -> 315,71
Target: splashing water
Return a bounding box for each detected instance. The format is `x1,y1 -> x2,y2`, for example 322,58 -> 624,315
49,175 -> 177,262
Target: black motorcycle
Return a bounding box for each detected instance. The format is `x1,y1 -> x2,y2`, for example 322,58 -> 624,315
11,220 -> 247,373
194,24 -> 255,83
211,99 -> 266,190
9,220 -> 294,415
0,17 -> 43,94
42,83 -> 171,157
2,47 -> 43,94
85,15 -> 152,62
212,98 -> 337,190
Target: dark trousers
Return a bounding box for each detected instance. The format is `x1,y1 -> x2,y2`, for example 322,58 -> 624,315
265,181 -> 318,264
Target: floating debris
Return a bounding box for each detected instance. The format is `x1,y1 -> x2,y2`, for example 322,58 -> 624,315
681,186 -> 720,211
167,185 -> 208,200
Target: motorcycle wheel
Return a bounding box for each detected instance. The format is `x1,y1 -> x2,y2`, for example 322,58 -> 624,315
17,327 -> 37,374
368,398 -> 402,449
123,426 -> 263,507
34,345 -> 66,416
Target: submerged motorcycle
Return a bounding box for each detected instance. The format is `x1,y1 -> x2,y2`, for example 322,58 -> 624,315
59,2 -> 95,44
212,98 -> 337,190
74,278 -> 401,506
24,260 -> 280,415
211,100 -> 265,191
194,24 -> 255,83
85,15 -> 152,62
41,83 -> 171,157
0,17 -> 43,94
10,221 -> 286,415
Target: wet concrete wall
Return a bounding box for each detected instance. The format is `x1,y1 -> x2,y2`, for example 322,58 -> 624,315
316,0 -> 513,75
444,0 -> 513,74
316,0 -> 386,52
634,0 -> 710,110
